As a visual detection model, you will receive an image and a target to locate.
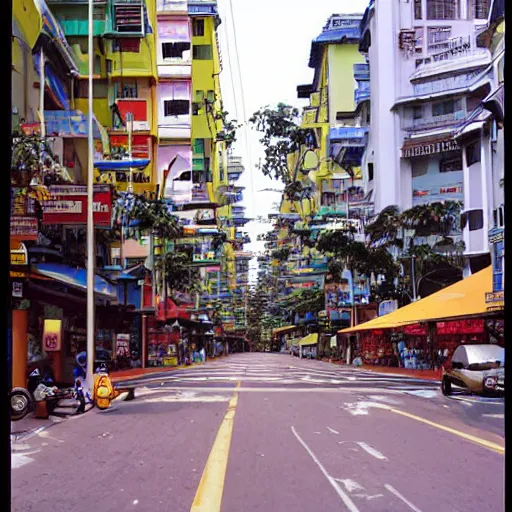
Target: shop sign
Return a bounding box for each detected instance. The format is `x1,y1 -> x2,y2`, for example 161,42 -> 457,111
116,334 -> 130,357
437,319 -> 485,335
10,216 -> 38,240
404,323 -> 427,335
486,291 -> 504,305
401,139 -> 460,159
378,300 -> 398,317
110,134 -> 151,160
43,319 -> 62,352
10,243 -> 28,266
20,122 -> 41,136
11,188 -> 37,216
12,281 -> 23,298
41,185 -> 112,227
488,227 -> 504,244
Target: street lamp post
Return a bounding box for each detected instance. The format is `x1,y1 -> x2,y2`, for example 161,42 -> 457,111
86,0 -> 95,386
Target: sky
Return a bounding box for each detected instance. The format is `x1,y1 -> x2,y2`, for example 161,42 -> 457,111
216,0 -> 370,260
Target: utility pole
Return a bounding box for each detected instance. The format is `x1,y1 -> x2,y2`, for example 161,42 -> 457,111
86,0 -> 96,385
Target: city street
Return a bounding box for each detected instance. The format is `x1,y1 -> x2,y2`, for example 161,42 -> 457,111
12,353 -> 504,512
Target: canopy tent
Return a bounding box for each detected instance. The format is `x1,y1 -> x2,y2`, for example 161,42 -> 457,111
298,333 -> 319,347
338,266 -> 495,335
272,325 -> 298,336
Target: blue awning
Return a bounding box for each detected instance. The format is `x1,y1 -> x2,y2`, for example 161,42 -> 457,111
95,159 -> 151,172
33,263 -> 118,300
329,127 -> 369,142
329,127 -> 368,166
309,25 -> 362,68
45,110 -> 102,139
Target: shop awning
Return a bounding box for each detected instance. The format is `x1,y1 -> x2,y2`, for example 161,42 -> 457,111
299,333 -> 319,346
338,266 -> 495,334
32,263 -> 117,300
272,325 -> 298,336
482,84 -> 504,123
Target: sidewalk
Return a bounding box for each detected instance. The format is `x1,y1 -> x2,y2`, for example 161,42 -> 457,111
11,413 -> 62,441
325,359 -> 442,381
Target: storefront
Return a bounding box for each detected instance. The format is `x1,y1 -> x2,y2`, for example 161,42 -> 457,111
339,267 -> 504,372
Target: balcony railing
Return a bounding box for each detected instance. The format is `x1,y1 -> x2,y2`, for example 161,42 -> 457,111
402,110 -> 467,132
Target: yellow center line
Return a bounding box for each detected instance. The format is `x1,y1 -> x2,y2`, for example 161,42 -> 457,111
388,407 -> 505,455
191,380 -> 241,512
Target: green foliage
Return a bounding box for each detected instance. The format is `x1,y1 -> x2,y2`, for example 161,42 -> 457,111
283,180 -> 313,202
280,288 -> 324,316
156,251 -> 201,295
249,103 -> 309,183
271,247 -> 290,262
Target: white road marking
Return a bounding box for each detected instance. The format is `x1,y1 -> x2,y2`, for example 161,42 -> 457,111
327,427 -> 339,435
335,479 -> 365,493
11,454 -> 35,469
367,395 -> 403,405
341,401 -> 391,416
355,442 -> 387,460
385,484 -> 423,512
353,494 -> 384,501
483,414 -> 504,419
291,427 -> 361,512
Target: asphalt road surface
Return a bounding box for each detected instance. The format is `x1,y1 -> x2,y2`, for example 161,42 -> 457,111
11,353 -> 505,512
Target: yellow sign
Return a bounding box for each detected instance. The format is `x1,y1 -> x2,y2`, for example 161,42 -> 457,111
486,291 -> 504,304
10,243 -> 28,265
43,319 -> 62,352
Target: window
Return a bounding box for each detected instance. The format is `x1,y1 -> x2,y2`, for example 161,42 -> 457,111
113,39 -> 141,53
164,99 -> 190,117
470,0 -> 491,19
432,98 -> 462,116
116,82 -> 138,99
162,42 -> 191,59
192,103 -> 201,115
193,138 -> 205,155
461,209 -> 484,231
193,44 -> 212,60
367,163 -> 374,182
427,26 -> 452,50
206,90 -> 215,103
414,0 -> 423,19
76,79 -> 108,98
193,19 -> 204,37
427,0 -> 460,19
493,206 -> 504,228
414,27 -> 424,53
440,155 -> 462,172
466,139 -> 481,166
413,105 -> 423,120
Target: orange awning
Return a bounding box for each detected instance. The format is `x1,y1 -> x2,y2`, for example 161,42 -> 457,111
339,266 -> 496,334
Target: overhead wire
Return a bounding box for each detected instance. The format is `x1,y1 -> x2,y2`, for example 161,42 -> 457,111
226,0 -> 258,220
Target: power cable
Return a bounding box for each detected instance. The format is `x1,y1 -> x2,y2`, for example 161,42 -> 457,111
226,0 -> 257,219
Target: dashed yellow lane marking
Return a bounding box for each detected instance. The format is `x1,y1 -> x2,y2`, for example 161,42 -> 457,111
190,381 -> 241,512
388,407 -> 505,455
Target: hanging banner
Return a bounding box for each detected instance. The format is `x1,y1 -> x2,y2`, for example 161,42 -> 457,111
437,319 -> 485,335
43,319 -> 62,352
41,184 -> 112,226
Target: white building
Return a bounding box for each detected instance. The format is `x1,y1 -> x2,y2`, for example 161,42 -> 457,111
360,0 -> 500,274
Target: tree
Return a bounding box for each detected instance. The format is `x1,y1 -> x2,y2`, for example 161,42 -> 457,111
249,103 -> 309,183
156,251 -> 201,298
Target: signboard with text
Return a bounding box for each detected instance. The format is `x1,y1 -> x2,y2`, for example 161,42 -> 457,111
41,185 -> 112,227
43,319 -> 63,352
11,216 -> 38,240
401,139 -> 460,159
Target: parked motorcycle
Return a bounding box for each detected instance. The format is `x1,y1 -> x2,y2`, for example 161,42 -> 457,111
9,368 -> 89,422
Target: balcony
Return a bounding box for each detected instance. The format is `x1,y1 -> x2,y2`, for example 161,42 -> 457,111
156,0 -> 187,14
402,110 -> 467,133
47,1 -> 108,37
104,0 -> 145,38
188,0 -> 218,16
302,106 -> 318,127
354,81 -> 370,106
353,63 -> 369,81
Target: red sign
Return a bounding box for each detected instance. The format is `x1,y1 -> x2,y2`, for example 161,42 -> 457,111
437,319 -> 484,335
11,216 -> 38,240
404,323 -> 427,336
110,134 -> 151,159
41,185 -> 112,227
